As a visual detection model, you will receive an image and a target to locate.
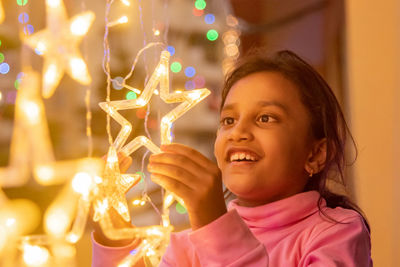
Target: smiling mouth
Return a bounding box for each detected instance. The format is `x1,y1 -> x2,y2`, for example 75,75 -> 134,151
228,152 -> 260,163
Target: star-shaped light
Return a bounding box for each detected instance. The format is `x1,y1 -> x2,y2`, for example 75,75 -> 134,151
92,146 -> 141,222
24,0 -> 94,98
99,50 -> 210,154
98,51 -> 210,226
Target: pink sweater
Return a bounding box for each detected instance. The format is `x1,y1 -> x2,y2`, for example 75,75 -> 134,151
92,191 -> 372,266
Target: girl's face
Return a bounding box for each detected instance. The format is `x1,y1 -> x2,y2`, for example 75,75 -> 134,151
214,71 -> 315,207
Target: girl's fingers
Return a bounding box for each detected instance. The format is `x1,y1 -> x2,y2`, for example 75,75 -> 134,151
160,143 -> 215,169
147,162 -> 198,190
151,174 -> 191,199
149,152 -> 203,176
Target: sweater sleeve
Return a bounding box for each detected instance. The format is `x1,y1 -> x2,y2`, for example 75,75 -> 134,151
300,215 -> 372,267
187,209 -> 269,267
91,232 -> 145,267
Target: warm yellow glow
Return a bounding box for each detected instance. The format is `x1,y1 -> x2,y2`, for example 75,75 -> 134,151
47,0 -> 61,8
69,57 -> 91,84
70,13 -> 95,36
0,0 -> 4,24
120,0 -> 130,6
44,64 -> 58,88
118,16 -> 128,24
5,218 -> 16,228
22,100 -> 40,125
24,1 -> 95,98
35,165 -> 55,183
92,146 -> 140,222
0,225 -> 6,252
154,29 -> 160,36
96,51 -> 209,266
107,16 -> 128,27
45,208 -> 70,236
154,89 -> 159,95
72,172 -> 93,196
23,244 -> 50,266
36,42 -> 47,53
66,233 -> 79,243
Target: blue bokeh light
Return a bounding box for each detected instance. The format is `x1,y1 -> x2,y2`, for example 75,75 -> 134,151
167,45 -> 175,56
204,13 -> 215,24
18,12 -> 29,24
184,66 -> 196,78
185,80 -> 195,90
0,63 -> 10,74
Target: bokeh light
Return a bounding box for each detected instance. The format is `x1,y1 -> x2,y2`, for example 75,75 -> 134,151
0,63 -> 10,74
192,7 -> 204,17
17,0 -> 28,6
18,13 -> 29,24
184,66 -> 196,78
193,75 -> 205,88
136,108 -> 147,119
0,53 -> 4,63
194,0 -> 206,10
185,80 -> 195,90
170,61 -> 182,73
167,46 -> 175,56
126,91 -> 137,100
112,76 -> 124,90
23,24 -> 34,35
175,202 -> 187,214
206,29 -> 218,41
204,13 -> 215,24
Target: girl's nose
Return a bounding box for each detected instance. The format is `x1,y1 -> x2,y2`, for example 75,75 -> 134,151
227,120 -> 253,142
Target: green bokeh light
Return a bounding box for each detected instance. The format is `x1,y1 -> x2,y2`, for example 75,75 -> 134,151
206,29 -> 219,41
136,171 -> 145,183
14,79 -> 20,90
170,62 -> 182,73
17,0 -> 28,6
0,53 -> 4,63
194,0 -> 206,10
126,91 -> 137,100
175,202 -> 187,214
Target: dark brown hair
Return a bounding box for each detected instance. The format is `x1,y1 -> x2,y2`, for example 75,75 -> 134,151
221,50 -> 369,231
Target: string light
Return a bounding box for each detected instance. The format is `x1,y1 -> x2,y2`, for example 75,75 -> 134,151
120,0 -> 131,6
194,0 -> 206,10
204,13 -> 215,24
24,0 -> 95,98
107,15 -> 128,27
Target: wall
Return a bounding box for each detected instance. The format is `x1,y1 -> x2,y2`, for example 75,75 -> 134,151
345,0 -> 400,266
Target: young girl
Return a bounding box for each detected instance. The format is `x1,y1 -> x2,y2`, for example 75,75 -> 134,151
92,50 -> 372,266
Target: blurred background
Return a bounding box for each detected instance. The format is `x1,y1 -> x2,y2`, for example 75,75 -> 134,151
0,0 -> 398,266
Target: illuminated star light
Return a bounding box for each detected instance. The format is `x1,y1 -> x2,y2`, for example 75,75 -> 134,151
99,50 -> 210,225
24,0 -> 95,98
92,146 -> 141,222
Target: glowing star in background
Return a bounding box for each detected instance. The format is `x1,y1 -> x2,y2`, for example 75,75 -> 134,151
24,0 -> 94,98
0,69 -> 55,187
92,146 -> 141,222
0,0 -> 4,24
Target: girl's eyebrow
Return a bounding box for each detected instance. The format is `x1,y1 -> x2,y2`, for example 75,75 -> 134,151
222,101 -> 289,114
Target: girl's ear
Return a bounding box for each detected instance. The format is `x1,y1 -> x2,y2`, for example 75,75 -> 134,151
304,138 -> 327,176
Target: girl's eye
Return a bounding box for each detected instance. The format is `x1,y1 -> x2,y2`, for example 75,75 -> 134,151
257,114 -> 274,123
220,117 -> 235,126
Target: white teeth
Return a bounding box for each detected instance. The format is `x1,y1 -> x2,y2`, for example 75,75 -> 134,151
229,152 -> 257,162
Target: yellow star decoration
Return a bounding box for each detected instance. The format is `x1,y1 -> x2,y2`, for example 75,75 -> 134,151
92,146 -> 141,222
24,0 -> 94,98
98,50 -> 210,224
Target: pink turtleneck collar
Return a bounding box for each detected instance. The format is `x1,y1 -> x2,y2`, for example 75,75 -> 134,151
228,190 -> 324,230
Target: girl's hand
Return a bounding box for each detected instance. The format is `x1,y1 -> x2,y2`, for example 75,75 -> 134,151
148,143 -> 227,230
93,152 -> 137,247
